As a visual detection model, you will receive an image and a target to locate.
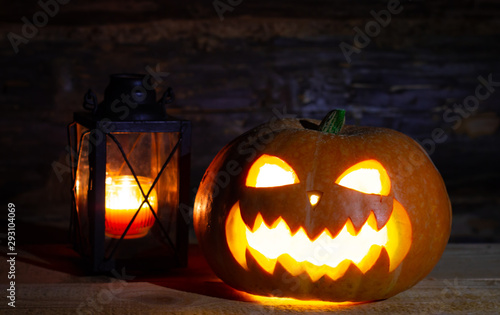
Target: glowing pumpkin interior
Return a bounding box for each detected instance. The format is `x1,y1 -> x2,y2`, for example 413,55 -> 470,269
226,155 -> 412,282
246,155 -> 300,187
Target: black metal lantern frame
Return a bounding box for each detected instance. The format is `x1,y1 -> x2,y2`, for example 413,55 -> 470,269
68,74 -> 191,272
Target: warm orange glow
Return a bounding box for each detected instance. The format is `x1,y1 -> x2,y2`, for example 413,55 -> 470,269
307,191 -> 323,209
225,200 -> 411,282
309,194 -> 320,206
336,160 -> 391,195
105,175 -> 157,239
245,293 -> 358,306
246,155 -> 299,187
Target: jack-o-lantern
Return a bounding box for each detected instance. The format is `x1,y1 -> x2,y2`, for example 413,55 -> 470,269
194,110 -> 451,302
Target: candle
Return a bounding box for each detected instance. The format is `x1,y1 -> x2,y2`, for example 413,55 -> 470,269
105,175 -> 157,239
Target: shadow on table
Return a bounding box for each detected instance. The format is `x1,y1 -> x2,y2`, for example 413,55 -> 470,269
0,220 -> 88,278
136,244 -> 254,302
1,221 -> 248,301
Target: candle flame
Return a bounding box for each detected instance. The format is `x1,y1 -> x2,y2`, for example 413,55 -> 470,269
105,175 -> 157,239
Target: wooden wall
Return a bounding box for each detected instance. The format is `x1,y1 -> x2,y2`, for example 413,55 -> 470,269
1,0 -> 499,241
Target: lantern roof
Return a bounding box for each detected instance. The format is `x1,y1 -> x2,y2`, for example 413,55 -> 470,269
80,73 -> 176,122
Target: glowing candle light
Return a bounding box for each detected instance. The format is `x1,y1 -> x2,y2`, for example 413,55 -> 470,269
105,175 -> 157,239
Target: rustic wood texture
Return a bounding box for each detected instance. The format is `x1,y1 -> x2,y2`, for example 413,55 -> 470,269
0,1 -> 499,242
0,244 -> 499,314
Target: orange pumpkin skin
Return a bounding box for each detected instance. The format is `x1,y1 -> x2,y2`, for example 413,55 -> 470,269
194,118 -> 451,302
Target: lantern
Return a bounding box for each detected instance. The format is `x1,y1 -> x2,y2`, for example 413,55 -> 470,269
194,109 -> 451,302
68,74 -> 191,272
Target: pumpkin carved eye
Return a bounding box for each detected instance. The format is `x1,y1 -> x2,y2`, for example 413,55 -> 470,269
336,160 -> 391,196
246,154 -> 299,188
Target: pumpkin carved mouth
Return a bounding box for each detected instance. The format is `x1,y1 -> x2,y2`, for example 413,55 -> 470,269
226,200 -> 412,282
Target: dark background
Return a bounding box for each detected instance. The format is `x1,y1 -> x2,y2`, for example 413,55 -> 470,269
1,0 -> 499,242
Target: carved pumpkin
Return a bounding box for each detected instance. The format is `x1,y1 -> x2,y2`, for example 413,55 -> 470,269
194,110 -> 451,302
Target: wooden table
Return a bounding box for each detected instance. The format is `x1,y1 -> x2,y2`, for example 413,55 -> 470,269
1,243 -> 499,314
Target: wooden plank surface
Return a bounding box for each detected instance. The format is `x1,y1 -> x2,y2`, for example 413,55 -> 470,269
1,243 -> 499,314
5,279 -> 500,314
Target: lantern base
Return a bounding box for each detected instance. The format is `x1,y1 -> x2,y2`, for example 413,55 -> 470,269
105,230 -> 149,240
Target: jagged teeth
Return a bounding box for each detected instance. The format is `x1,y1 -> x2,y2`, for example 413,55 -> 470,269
245,221 -> 391,281
246,210 -> 391,241
227,200 -> 412,282
240,195 -> 393,242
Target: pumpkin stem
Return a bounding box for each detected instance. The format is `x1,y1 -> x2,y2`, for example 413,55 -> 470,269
319,109 -> 345,134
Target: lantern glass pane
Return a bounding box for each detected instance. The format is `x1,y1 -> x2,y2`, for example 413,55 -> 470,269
103,132 -> 180,264
156,132 -> 180,245
75,124 -> 91,256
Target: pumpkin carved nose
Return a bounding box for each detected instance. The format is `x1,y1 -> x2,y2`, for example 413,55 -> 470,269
307,190 -> 323,208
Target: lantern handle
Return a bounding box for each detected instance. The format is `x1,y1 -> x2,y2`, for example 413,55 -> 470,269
83,89 -> 98,114
159,87 -> 175,107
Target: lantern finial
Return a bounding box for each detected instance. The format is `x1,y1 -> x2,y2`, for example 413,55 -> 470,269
93,73 -> 170,121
